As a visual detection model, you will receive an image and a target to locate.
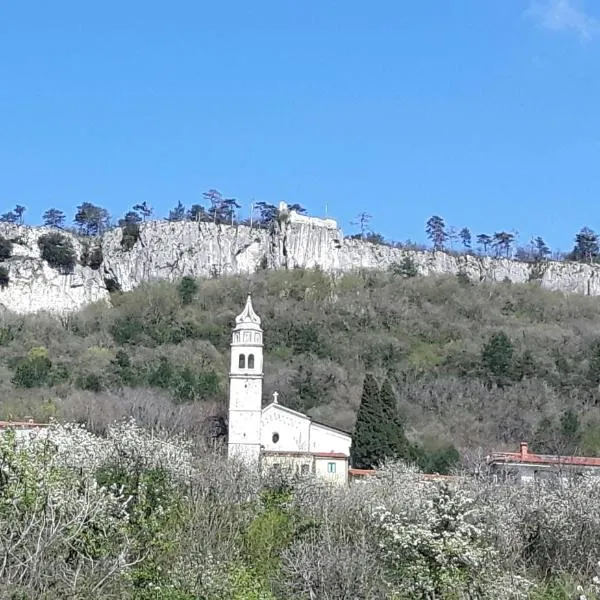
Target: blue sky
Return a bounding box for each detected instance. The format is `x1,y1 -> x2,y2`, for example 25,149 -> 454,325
2,0 -> 600,254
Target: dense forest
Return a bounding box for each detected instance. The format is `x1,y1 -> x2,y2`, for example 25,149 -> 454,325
2,267 -> 600,466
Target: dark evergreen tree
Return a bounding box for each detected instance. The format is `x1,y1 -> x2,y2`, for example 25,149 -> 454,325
74,202 -> 110,236
391,256 -> 418,278
459,227 -> 472,250
287,203 -> 307,214
132,202 -> 152,221
476,234 -> 493,255
379,375 -> 411,461
14,205 -> 25,225
0,211 -> 18,224
219,198 -> 241,225
254,202 -> 278,226
168,201 -> 186,222
351,374 -> 411,469
42,208 -> 66,228
492,231 -> 515,258
425,215 -> 447,250
534,236 -> 551,260
178,276 -> 199,305
187,204 -> 208,222
118,211 -> 142,251
570,227 -> 599,263
351,374 -> 384,469
481,331 -> 514,384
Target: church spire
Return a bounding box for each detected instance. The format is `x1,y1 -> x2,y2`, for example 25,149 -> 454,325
235,294 -> 261,329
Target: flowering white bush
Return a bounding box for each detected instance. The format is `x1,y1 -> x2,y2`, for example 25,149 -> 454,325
0,427 -> 133,596
374,483 -> 501,598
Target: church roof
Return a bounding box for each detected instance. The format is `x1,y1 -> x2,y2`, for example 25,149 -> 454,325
262,401 -> 351,438
235,295 -> 262,330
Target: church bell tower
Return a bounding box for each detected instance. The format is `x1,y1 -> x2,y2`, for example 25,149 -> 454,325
228,295 -> 263,465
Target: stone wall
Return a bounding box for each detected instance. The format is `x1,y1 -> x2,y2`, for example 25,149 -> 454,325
1,216 -> 599,315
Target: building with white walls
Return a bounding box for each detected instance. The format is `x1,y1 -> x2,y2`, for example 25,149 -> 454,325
227,295 -> 352,484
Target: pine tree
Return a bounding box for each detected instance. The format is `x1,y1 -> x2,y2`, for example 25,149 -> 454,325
476,234 -> 493,255
168,201 -> 186,222
570,227 -> 599,263
425,215 -> 447,251
459,227 -> 472,251
42,208 -> 66,228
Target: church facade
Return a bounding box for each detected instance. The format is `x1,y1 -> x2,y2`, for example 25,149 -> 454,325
228,295 -> 352,484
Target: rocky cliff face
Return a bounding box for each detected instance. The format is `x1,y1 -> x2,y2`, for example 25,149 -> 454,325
1,215 -> 599,315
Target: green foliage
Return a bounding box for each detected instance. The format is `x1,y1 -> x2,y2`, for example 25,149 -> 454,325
37,232 -> 77,273
351,374 -> 411,469
12,347 -> 54,388
0,265 -> 9,289
413,444 -> 460,475
147,356 -> 220,401
120,211 -> 142,251
481,331 -> 514,384
0,235 -> 13,261
390,256 -> 419,278
80,240 -> 103,269
177,276 -> 198,305
6,269 -> 600,453
74,202 -> 110,236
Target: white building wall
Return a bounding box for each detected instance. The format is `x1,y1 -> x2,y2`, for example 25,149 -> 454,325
261,407 -> 311,453
309,423 -> 352,455
315,456 -> 348,485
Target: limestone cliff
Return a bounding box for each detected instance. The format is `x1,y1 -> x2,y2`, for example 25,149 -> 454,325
1,211 -> 599,315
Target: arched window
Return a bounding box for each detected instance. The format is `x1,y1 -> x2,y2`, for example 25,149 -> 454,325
238,354 -> 245,369
248,354 -> 255,369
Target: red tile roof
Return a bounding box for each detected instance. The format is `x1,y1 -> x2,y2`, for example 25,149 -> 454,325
487,441 -> 600,468
349,468 -> 376,477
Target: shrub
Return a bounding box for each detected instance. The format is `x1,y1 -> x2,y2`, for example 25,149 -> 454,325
0,235 -> 13,261
12,347 -> 53,388
119,212 -> 142,251
81,241 -> 103,270
0,265 -> 9,289
178,276 -> 199,305
390,256 -> 419,278
38,232 -> 77,273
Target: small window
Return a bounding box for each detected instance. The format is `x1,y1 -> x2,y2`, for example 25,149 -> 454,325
272,463 -> 281,472
238,354 -> 245,369
327,462 -> 336,474
301,464 -> 310,475
248,354 -> 255,369
272,432 -> 280,444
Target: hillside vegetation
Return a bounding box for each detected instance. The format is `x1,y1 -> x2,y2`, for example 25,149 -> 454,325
2,268 -> 600,458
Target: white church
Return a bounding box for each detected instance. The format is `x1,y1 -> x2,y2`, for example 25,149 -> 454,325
228,295 -> 353,484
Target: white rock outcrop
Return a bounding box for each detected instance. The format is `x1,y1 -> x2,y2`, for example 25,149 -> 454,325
1,210 -> 599,315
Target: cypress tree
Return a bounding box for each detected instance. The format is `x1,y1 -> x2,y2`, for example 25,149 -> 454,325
379,375 -> 411,461
351,374 -> 384,469
351,374 -> 412,469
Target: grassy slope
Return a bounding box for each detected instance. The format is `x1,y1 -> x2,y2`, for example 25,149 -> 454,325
2,268 -> 600,456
